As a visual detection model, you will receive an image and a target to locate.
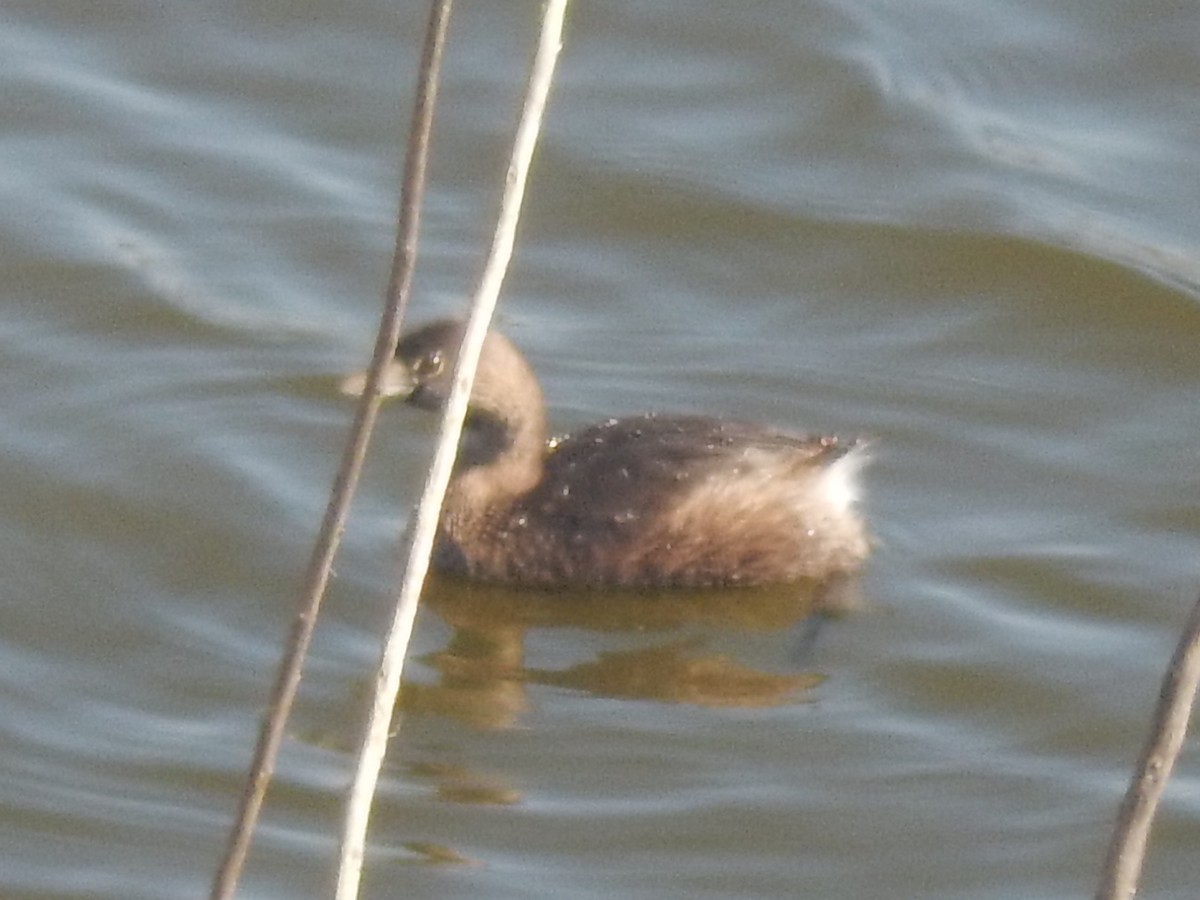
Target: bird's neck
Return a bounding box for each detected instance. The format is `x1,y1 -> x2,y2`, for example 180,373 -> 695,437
446,408 -> 546,523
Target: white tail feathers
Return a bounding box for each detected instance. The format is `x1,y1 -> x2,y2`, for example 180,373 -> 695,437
820,443 -> 868,513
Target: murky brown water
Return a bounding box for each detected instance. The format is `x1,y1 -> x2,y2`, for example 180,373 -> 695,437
4,1 -> 1200,897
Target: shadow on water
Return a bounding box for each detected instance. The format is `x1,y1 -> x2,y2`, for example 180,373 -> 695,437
396,572 -> 865,730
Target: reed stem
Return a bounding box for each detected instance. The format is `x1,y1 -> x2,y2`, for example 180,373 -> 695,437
207,3 -> 452,896
334,2 -> 569,897
1096,592 -> 1200,900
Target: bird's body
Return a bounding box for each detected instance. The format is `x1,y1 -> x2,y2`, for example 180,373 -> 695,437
359,319 -> 870,588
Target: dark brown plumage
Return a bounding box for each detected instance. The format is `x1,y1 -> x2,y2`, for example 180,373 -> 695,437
355,319 -> 870,588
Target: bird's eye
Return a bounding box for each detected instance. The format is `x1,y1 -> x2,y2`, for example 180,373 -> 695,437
413,352 -> 444,378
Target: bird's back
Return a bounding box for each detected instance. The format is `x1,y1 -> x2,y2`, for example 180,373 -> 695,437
445,414 -> 868,587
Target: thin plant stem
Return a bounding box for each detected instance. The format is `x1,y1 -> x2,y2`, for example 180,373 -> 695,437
1096,592 -> 1200,900
207,3 -> 452,897
333,2 -> 569,897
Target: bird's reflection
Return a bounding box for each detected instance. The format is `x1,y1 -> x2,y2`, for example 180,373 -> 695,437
398,573 -> 862,730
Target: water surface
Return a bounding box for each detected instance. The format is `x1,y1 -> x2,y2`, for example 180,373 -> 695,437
3,1 -> 1200,898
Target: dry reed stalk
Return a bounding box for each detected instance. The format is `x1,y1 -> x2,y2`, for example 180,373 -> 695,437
333,2 -> 570,897
207,3 -> 452,897
1096,592 -> 1200,900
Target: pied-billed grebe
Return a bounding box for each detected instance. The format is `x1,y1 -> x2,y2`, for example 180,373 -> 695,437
353,319 -> 869,588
